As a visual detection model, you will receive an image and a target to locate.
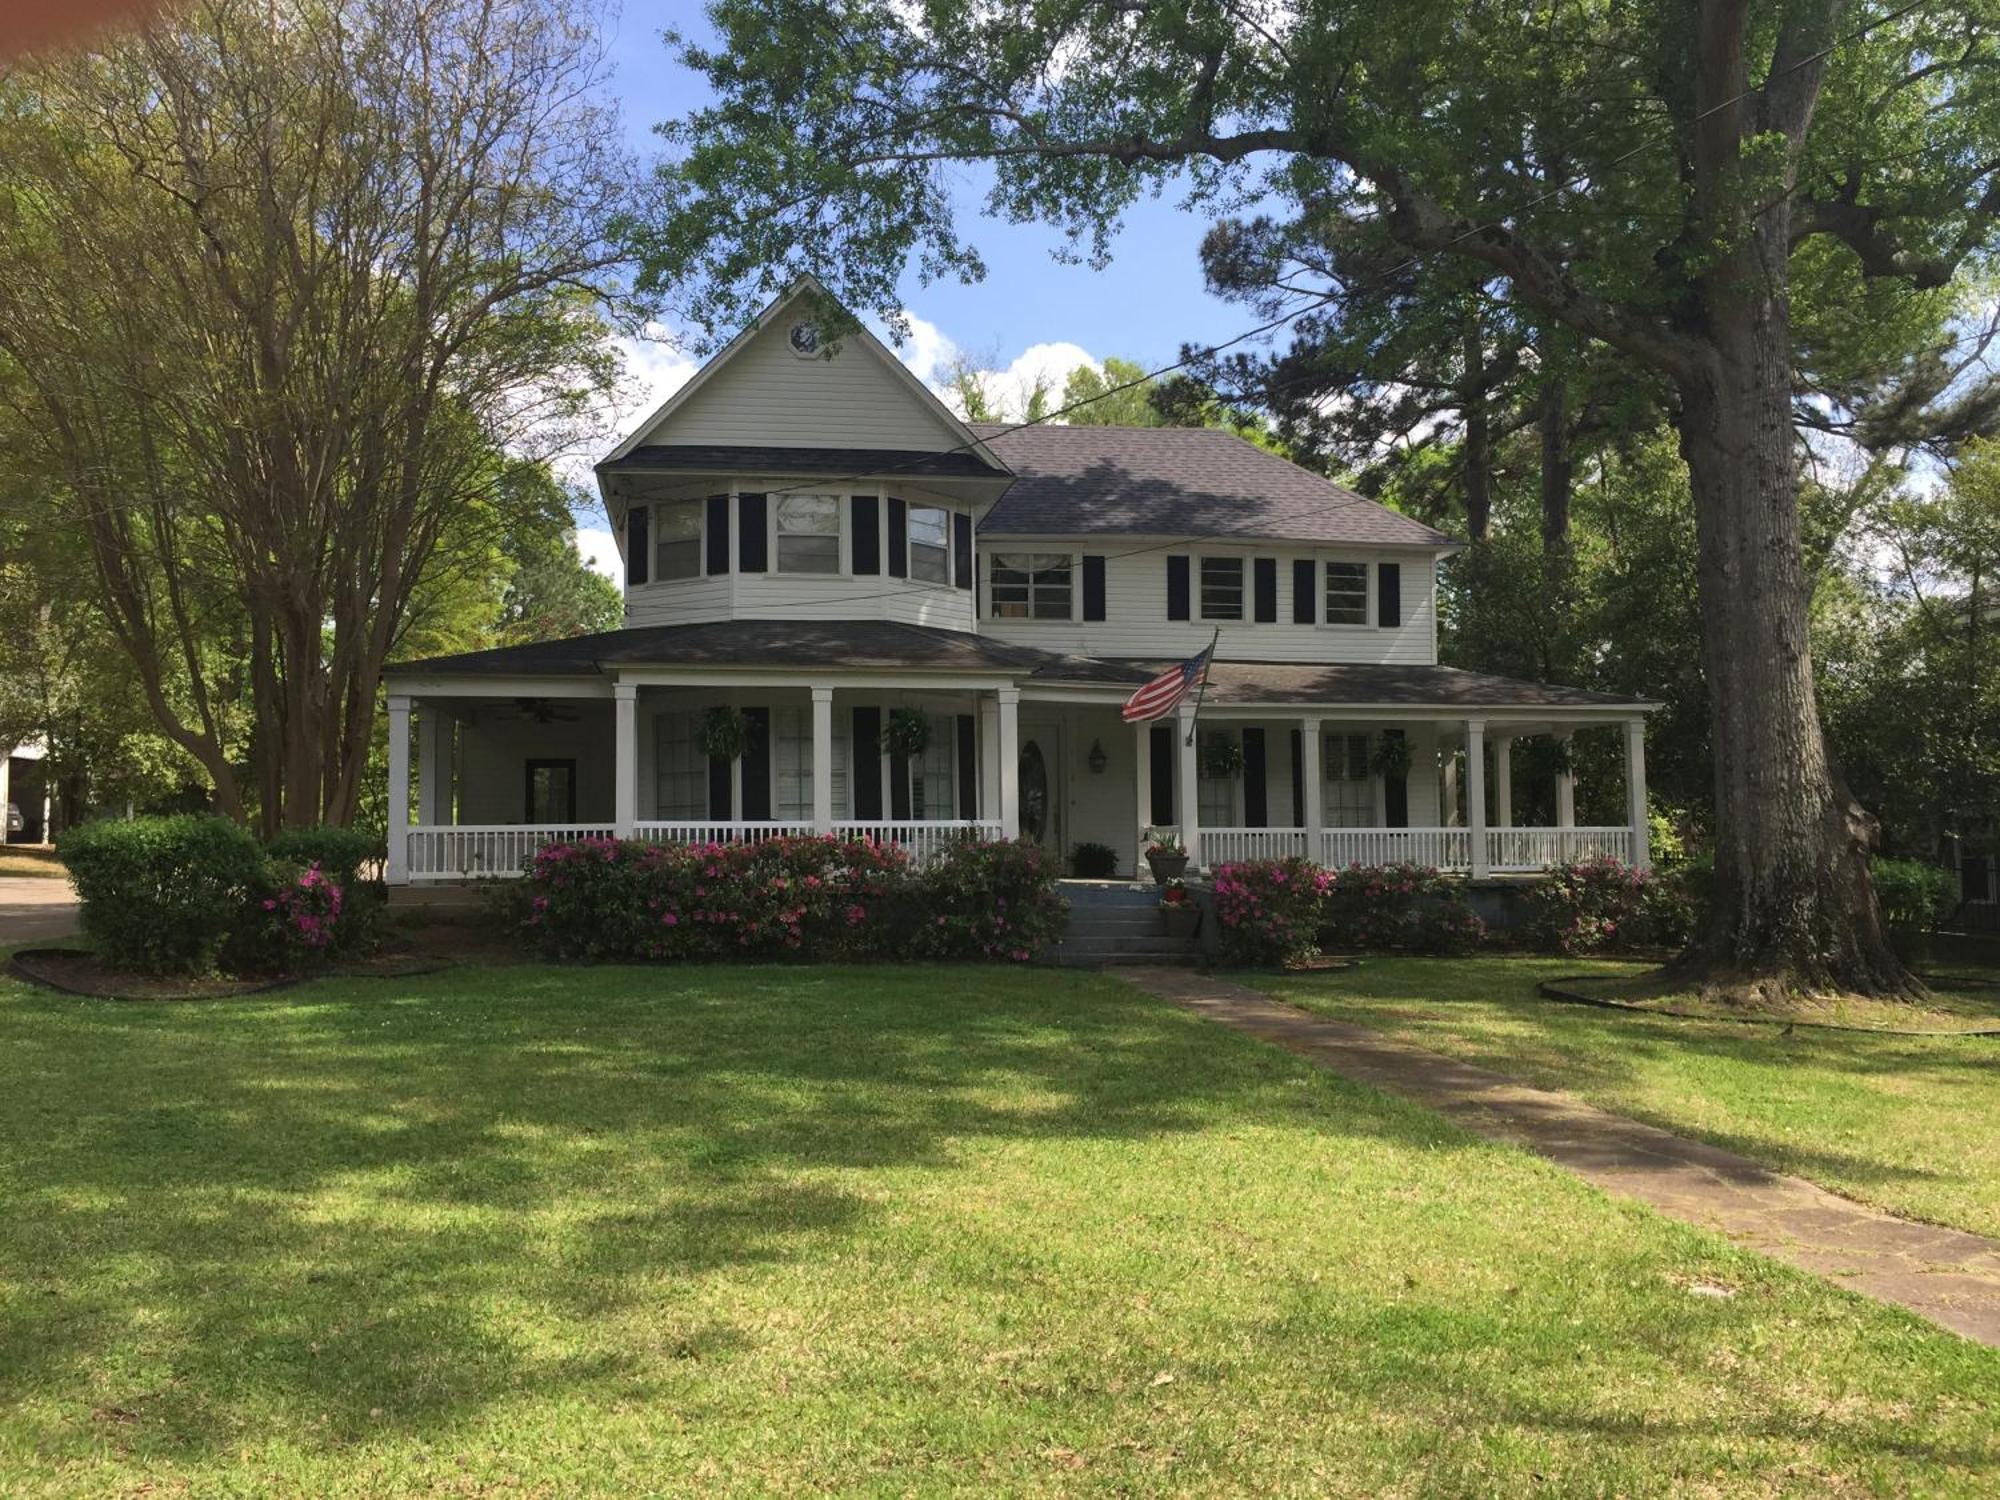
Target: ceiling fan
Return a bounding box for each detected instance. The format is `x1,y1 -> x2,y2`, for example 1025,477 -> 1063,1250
511,697 -> 582,724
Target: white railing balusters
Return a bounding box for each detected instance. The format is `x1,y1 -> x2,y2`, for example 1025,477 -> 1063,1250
633,821 -> 815,847
833,820 -> 1004,866
405,824 -> 615,880
1485,827 -> 1633,870
1199,828 -> 1310,865
1314,827 -> 1473,870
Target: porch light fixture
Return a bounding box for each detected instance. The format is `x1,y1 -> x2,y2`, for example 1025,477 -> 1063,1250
1087,739 -> 1108,774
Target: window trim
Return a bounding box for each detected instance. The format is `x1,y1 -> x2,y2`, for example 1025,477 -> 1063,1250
905,502 -> 953,589
1321,557 -> 1375,629
987,549 -> 1079,622
649,499 -> 705,583
771,490 -> 847,577
523,757 -> 578,824
1198,555 -> 1247,622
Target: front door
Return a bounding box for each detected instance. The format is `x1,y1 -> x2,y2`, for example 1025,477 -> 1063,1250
1018,719 -> 1063,852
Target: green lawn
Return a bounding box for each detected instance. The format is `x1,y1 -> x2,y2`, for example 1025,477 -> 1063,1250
1253,956 -> 2000,1242
1,960 -> 1996,1496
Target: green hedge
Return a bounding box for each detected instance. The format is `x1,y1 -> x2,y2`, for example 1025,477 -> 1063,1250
59,815 -> 272,975
265,825 -> 378,887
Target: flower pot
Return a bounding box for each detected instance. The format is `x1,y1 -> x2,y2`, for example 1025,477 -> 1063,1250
1146,849 -> 1189,883
1161,902 -> 1200,942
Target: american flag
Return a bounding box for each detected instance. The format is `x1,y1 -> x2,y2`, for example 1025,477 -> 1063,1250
1121,639 -> 1216,723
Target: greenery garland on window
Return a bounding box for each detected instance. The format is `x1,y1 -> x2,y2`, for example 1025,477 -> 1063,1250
1368,732 -> 1412,780
1198,731 -> 1244,779
697,704 -> 754,762
880,707 -> 933,759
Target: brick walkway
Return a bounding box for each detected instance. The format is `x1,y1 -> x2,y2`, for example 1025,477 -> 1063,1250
1121,966 -> 2000,1347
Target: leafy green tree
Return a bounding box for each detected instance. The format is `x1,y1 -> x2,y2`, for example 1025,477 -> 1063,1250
499,531 -> 625,645
0,0 -> 632,832
1061,357 -> 1165,427
637,0 -> 2000,998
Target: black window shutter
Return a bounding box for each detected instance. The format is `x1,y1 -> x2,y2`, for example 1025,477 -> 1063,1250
886,497 -> 908,577
952,513 -> 973,589
1166,555 -> 1190,620
1243,728 -> 1268,827
1149,725 -> 1176,826
890,752 -> 911,819
626,504 -> 649,587
851,495 -> 880,575
1254,557 -> 1278,622
738,493 -> 768,572
1383,728 -> 1409,826
851,707 -> 883,819
1378,561 -> 1402,627
1083,555 -> 1107,620
704,495 -> 730,575
1292,558 -> 1315,623
956,714 -> 977,816
707,753 -> 732,820
1290,728 -> 1305,827
740,708 -> 771,820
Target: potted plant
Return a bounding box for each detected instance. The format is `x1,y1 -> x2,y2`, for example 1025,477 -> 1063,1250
880,707 -> 933,759
697,705 -> 754,761
1369,732 -> 1412,780
1158,878 -> 1199,940
1143,827 -> 1189,884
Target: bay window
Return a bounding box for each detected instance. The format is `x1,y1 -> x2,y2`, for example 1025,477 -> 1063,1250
653,503 -> 701,581
990,553 -> 1073,619
909,505 -> 950,584
776,493 -> 841,574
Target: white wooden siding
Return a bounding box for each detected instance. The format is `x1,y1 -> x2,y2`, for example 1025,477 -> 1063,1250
635,313 -> 966,451
979,539 -> 1442,665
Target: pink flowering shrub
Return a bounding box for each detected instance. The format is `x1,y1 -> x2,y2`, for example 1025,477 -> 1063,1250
515,834 -> 1062,964
1523,856 -> 1656,954
232,861 -> 347,972
1322,862 -> 1487,954
1212,858 -> 1332,966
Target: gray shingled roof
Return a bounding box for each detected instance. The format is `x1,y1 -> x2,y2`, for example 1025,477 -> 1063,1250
600,445 -> 1003,478
972,423 -> 1454,548
386,620 -> 1059,677
1025,657 -> 1649,708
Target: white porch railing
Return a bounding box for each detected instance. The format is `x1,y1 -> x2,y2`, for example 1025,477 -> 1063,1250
633,821 -> 815,846
1202,828 -> 1311,864
406,824 -> 614,880
834,820 -> 1004,865
1317,827 -> 1474,870
1486,827 -> 1634,870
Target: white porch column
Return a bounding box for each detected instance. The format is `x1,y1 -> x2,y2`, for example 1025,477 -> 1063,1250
1465,718 -> 1490,878
1133,716 -> 1153,876
613,681 -> 638,838
810,686 -> 834,833
997,686 -> 1021,838
1492,733 -> 1513,828
417,709 -> 452,826
978,696 -> 1000,821
0,755 -> 10,844
385,695 -> 411,885
1300,717 -> 1324,865
1624,717 -> 1651,871
1555,732 -> 1576,828
1176,701 -> 1201,869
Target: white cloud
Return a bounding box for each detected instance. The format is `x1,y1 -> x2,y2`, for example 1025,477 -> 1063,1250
875,307 -> 1098,422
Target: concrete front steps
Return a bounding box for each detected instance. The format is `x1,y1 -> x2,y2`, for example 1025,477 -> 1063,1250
1043,880 -> 1203,967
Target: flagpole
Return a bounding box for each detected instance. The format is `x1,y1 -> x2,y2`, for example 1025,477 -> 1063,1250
1183,628 -> 1220,746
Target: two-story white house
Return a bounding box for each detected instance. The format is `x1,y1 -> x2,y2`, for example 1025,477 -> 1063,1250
382,281 -> 1655,885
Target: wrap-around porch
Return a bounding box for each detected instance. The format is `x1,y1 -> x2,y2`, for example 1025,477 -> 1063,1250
384,670 -> 1651,883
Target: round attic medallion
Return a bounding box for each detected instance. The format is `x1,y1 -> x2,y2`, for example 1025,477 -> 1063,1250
788,320 -> 820,356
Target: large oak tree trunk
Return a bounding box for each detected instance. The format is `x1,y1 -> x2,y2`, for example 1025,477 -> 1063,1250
1668,238 -> 1912,1000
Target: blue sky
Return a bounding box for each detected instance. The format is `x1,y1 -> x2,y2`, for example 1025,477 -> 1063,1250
601,0 -> 1248,382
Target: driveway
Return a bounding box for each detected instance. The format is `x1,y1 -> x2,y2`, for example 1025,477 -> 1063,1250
0,877 -> 79,945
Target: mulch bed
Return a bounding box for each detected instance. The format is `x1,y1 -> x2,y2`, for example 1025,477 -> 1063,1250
8,946 -> 456,1002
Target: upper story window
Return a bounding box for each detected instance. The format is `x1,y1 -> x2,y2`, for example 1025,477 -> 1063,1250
1200,557 -> 1244,620
909,505 -> 950,585
776,493 -> 840,574
1325,561 -> 1370,625
654,502 -> 701,581
991,553 -> 1072,619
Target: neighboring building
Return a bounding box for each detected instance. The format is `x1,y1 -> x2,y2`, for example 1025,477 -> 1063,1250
1,739 -> 54,845
382,280 -> 1655,884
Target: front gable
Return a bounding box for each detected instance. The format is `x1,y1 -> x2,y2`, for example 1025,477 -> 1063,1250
607,282 -> 994,460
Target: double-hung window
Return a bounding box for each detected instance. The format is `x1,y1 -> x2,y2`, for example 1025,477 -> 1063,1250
990,553 -> 1073,619
654,712 -> 707,819
653,503 -> 702,581
776,493 -> 841,574
1322,732 -> 1375,826
1200,557 -> 1244,620
1325,561 -> 1370,625
909,506 -> 950,584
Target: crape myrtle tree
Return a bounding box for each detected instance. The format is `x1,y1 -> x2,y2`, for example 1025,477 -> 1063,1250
636,0 -> 2000,1000
0,0 -> 633,832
